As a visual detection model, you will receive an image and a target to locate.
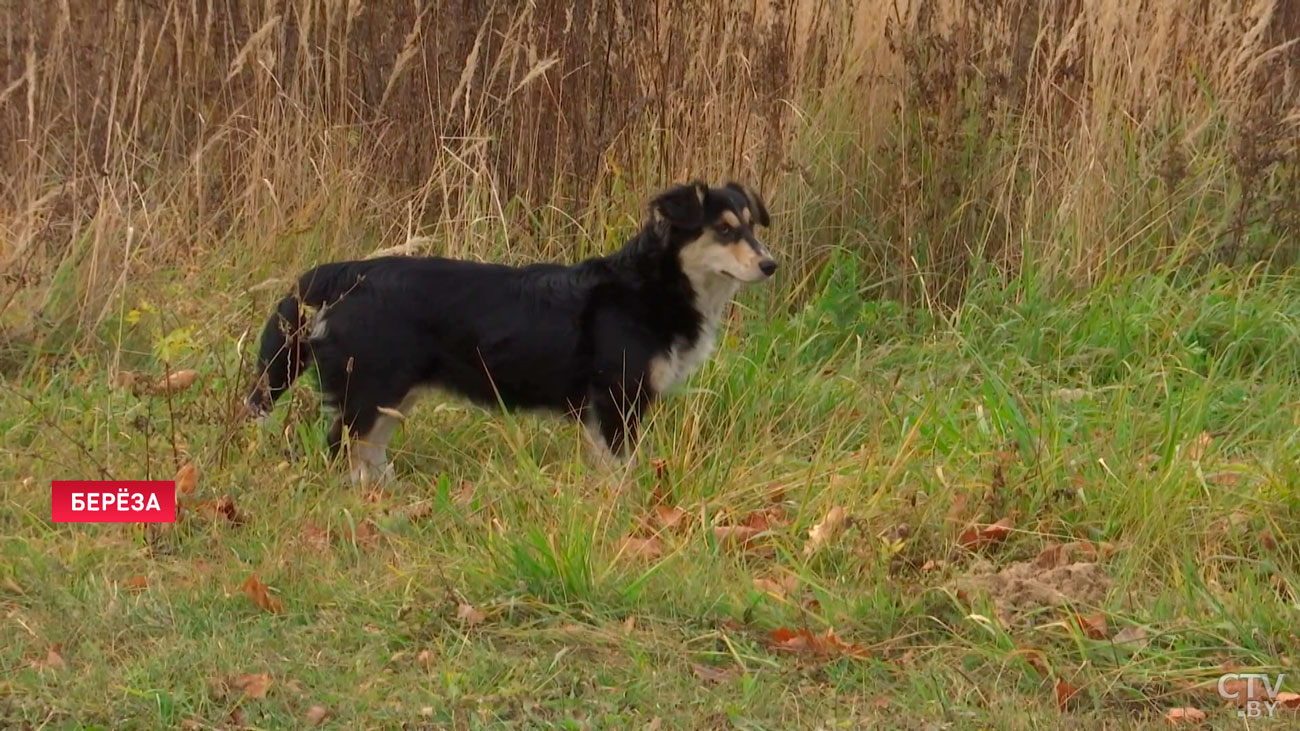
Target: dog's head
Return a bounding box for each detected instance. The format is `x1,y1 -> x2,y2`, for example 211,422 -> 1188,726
650,180 -> 776,284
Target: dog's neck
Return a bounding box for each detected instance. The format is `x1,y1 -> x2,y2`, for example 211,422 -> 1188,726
685,269 -> 740,327
609,222 -> 739,328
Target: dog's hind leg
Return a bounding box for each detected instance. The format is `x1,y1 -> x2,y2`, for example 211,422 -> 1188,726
341,388 -> 421,486
349,410 -> 400,486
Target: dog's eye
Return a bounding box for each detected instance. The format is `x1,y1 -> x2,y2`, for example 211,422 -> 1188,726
716,224 -> 733,237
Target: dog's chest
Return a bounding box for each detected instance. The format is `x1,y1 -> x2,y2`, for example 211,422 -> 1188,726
647,277 -> 738,394
649,326 -> 719,393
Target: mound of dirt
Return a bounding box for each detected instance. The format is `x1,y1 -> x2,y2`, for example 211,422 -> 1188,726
949,556 -> 1111,626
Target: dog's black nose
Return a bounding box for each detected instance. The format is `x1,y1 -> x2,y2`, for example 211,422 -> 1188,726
760,259 -> 778,276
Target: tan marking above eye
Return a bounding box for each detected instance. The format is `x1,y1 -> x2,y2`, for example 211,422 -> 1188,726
720,210 -> 741,227
741,207 -> 751,224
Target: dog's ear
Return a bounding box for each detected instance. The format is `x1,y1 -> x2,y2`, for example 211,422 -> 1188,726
726,182 -> 770,228
650,181 -> 708,230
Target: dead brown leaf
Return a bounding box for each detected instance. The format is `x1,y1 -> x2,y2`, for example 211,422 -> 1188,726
342,519 -> 380,549
1112,625 -> 1149,648
752,573 -> 799,599
1261,530 -> 1278,551
1163,706 -> 1207,725
231,673 -> 272,699
453,480 -> 476,507
947,492 -> 971,524
175,463 -> 198,495
958,516 -> 1014,550
618,535 -> 665,560
417,649 -> 432,668
229,708 -> 247,726
691,663 -> 738,684
1020,649 -> 1049,676
767,627 -> 868,659
241,574 -> 285,614
870,695 -> 892,710
1073,612 -> 1109,639
155,369 -> 200,395
125,575 -> 150,592
301,522 -> 331,551
653,505 -> 688,531
712,524 -> 764,550
305,705 -> 329,725
1054,678 -> 1082,710
456,603 -> 486,626
192,494 -> 245,525
33,646 -> 66,671
1186,431 -> 1212,462
802,505 -> 848,558
1277,692 -> 1300,709
1035,540 -> 1113,569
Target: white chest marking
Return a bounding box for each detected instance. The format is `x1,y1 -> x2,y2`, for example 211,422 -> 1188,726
648,274 -> 739,394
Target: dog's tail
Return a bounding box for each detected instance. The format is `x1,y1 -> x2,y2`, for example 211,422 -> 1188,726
245,261 -> 367,417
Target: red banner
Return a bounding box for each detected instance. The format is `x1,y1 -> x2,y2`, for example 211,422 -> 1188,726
51,481 -> 177,523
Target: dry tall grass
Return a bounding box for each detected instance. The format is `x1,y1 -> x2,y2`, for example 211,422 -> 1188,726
1,0 -> 1297,337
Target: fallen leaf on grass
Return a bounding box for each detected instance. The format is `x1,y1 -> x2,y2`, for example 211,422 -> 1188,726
301,522 -> 331,551
241,574 -> 284,614
712,523 -> 764,549
767,627 -> 868,659
341,519 -> 380,549
1163,707 -> 1207,724
1260,530 -> 1278,551
690,663 -> 739,684
417,649 -> 432,668
958,516 -> 1013,549
618,535 -> 665,560
1073,612 -> 1109,639
869,696 -> 892,710
32,646 -> 65,671
1034,539 -> 1118,569
752,573 -> 799,599
175,463 -> 198,495
125,575 -> 149,591
456,603 -> 486,626
1112,625 -> 1149,648
802,505 -> 848,557
305,705 -> 329,725
1277,692 -> 1300,709
1020,649 -> 1050,676
1054,678 -> 1081,710
229,708 -> 247,726
652,505 -> 688,530
154,369 -> 199,394
191,495 -> 245,525
453,480 -> 476,507
231,673 -> 272,699
1186,431 -> 1212,463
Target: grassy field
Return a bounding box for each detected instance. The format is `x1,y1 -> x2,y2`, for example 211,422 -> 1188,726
3,0 -> 1299,728
3,252 -> 1298,728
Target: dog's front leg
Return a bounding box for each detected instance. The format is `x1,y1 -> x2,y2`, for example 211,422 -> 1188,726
583,383 -> 647,467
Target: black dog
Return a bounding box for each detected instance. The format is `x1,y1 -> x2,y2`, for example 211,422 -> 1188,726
246,181 -> 777,483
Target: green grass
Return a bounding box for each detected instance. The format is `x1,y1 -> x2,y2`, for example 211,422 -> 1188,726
2,257 -> 1298,729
